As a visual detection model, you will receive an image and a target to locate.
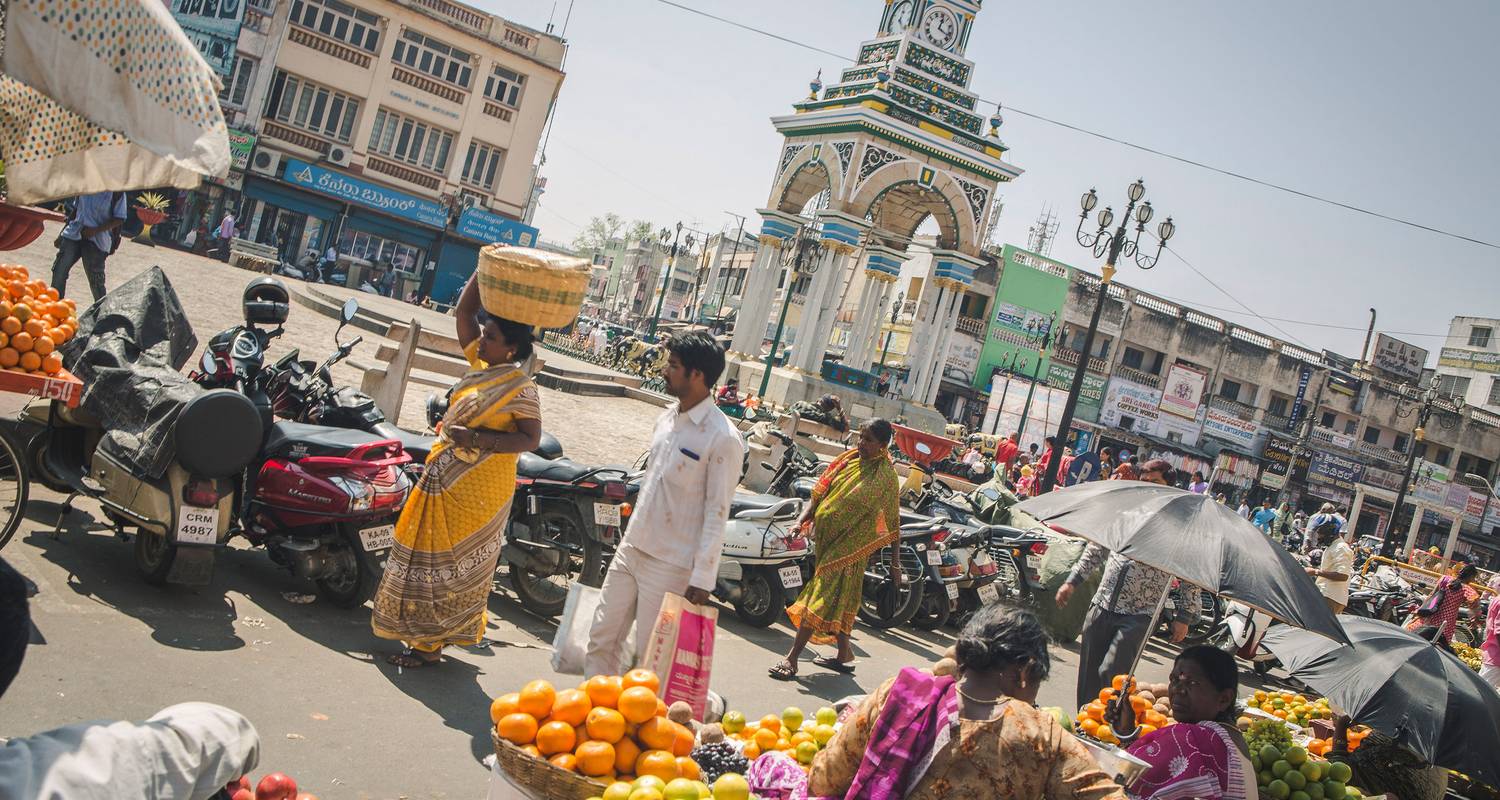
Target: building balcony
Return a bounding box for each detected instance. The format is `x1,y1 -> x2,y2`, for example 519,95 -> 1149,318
364,156 -> 442,192
1356,439 -> 1407,467
406,0 -> 493,38
1053,346 -> 1109,374
1261,412 -> 1294,432
482,101 -> 514,122
287,24 -> 372,69
391,65 -> 468,105
954,315 -> 985,337
1310,426 -> 1355,450
260,121 -> 330,157
1208,394 -> 1258,420
1114,365 -> 1160,389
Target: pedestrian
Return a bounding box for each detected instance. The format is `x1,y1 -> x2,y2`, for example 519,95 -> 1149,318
995,432 -> 1020,472
875,370 -> 891,397
1271,502 -> 1293,542
1252,502 -> 1278,534
1236,499 -> 1251,519
320,242 -> 338,277
770,419 -> 901,680
371,274 -> 543,667
1187,471 -> 1209,494
1055,459 -> 1201,710
1111,455 -> 1138,481
1304,516 -> 1353,613
1479,574 -> 1500,690
50,191 -> 127,302
1408,563 -> 1481,645
584,331 -> 741,677
1097,447 -> 1116,479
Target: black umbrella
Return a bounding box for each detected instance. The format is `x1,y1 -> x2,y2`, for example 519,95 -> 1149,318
1016,481 -> 1348,647
1260,615 -> 1500,787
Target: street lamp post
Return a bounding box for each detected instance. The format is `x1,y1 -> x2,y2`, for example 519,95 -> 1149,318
759,227 -> 824,399
647,222 -> 688,340
1381,383 -> 1465,558
704,212 -> 747,325
877,290 -> 905,369
1040,180 -> 1176,493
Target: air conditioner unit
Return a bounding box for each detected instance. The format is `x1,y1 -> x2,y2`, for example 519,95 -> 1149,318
326,145 -> 352,167
249,149 -> 283,177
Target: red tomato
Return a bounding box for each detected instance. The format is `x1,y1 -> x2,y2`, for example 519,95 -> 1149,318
254,773 -> 298,800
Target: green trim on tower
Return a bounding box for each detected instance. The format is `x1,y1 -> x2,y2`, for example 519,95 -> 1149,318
780,117 -> 1013,182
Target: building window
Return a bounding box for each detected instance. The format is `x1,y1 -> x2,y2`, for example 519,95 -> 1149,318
1267,395 -> 1290,418
338,228 -> 424,272
1219,379 -> 1242,403
1121,346 -> 1145,371
392,28 -> 474,89
1343,419 -> 1357,435
1319,411 -> 1336,429
483,64 -> 527,107
367,108 -> 455,173
1428,445 -> 1452,467
248,0 -> 275,11
1489,377 -> 1500,406
1469,326 -> 1492,348
1362,426 -> 1381,445
460,140 -> 505,191
1435,373 -> 1471,400
289,0 -> 382,52
1394,433 -> 1409,454
220,55 -> 257,108
266,70 -> 361,142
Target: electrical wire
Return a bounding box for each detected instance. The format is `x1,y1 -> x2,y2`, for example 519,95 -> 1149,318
649,0 -> 1499,251
1161,243 -> 1313,349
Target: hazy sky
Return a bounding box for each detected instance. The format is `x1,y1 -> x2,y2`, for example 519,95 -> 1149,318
475,0 -> 1498,365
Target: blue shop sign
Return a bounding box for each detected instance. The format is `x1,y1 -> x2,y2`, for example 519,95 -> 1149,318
456,207 -> 538,247
281,158 -> 447,228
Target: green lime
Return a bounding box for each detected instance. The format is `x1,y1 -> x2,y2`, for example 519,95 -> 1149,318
1324,781 -> 1346,800
1260,745 -> 1284,764
1345,786 -> 1361,799
1259,771 -> 1275,787
1272,760 -> 1292,778
1305,780 -> 1324,800
1285,770 -> 1307,791
1269,779 -> 1291,800
1291,792 -> 1311,800
1300,761 -> 1321,782
1327,763 -> 1352,784
1251,755 -> 1263,772
1284,745 -> 1307,766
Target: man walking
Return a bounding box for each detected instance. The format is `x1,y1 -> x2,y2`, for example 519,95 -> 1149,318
51,191 -> 127,302
1055,459 -> 1200,709
585,332 -> 743,676
994,432 -> 1020,473
1305,516 -> 1353,613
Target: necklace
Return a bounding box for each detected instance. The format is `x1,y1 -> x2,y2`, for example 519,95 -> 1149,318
954,683 -> 1007,705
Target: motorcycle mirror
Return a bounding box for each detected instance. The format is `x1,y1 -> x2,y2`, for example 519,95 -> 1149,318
199,351 -> 215,375
340,298 -> 359,324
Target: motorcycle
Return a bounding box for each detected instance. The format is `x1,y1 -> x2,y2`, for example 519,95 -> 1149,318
937,527 -> 1002,630
758,430 -> 821,499
858,513 -> 945,629
1155,583 -> 1224,646
1346,564 -> 1416,622
714,493 -> 811,627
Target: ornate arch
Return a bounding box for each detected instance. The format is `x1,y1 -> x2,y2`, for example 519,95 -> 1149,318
848,159 -> 979,254
768,142 -> 846,214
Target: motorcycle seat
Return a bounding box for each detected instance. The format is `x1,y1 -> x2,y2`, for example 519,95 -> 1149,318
517,452 -> 593,483
730,493 -> 793,520
263,421 -> 399,459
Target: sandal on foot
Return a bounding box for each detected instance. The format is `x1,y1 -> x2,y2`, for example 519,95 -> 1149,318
813,655 -> 856,674
388,651 -> 442,668
768,660 -> 798,681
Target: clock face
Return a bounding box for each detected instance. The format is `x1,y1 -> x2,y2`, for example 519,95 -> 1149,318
888,0 -> 914,32
921,6 -> 959,49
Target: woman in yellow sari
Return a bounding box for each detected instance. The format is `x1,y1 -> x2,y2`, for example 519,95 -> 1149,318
771,419 -> 901,679
372,274 -> 542,667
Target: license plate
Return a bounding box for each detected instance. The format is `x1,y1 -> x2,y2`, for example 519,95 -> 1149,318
359,524 -> 395,552
174,506 -> 219,545
1164,598 -> 1177,610
593,502 -> 621,527
945,582 -> 959,599
778,565 -> 803,589
978,582 -> 1000,604
1025,554 -> 1041,569
927,550 -> 942,565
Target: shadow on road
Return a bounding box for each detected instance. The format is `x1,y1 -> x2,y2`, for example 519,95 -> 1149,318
373,653 -> 498,764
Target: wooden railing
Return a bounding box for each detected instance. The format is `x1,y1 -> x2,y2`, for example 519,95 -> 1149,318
364,156 -> 442,191
288,25 -> 372,69
261,121 -> 330,157
391,65 -> 467,105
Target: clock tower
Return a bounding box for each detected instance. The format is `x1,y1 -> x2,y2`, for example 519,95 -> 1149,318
727,0 -> 1022,412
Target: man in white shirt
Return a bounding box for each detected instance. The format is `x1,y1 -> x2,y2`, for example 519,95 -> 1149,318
585,332 -> 743,676
1305,515 -> 1354,613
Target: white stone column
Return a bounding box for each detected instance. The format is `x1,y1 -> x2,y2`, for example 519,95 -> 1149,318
804,246 -> 855,375
790,245 -> 845,374
924,288 -> 964,406
865,278 -> 897,369
730,240 -> 780,357
1348,486 -> 1366,534
1404,502 -> 1424,557
902,283 -> 946,401
847,273 -> 884,370
1443,512 -> 1462,562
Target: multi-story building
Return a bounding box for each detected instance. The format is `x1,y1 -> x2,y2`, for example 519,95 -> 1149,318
696,230 -> 758,325
175,0 -> 565,304
1433,315 -> 1500,412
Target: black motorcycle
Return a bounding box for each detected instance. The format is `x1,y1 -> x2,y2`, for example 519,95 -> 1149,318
759,430 -> 822,499
858,513 -> 946,629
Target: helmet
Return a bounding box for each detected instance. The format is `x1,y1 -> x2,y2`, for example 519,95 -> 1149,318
242,277 -> 289,326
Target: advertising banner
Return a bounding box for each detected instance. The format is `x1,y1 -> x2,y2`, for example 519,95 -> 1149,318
1260,436 -> 1309,490
1412,460 -> 1452,506
455,207 -> 539,247
1159,362 -> 1208,419
227,129 -> 256,172
169,0 -> 246,77
1360,464 -> 1405,493
282,158 -> 447,227
1046,361 -> 1105,422
973,245 -> 1070,392
980,374 -> 1069,454
1438,347 -> 1500,374
945,332 -> 984,386
1289,365 -> 1313,429
1202,406 -> 1261,451
1308,451 -> 1364,493
1372,333 -> 1428,381
1099,378 -> 1162,436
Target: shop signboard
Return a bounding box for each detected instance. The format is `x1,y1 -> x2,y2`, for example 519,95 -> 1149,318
1308,451 -> 1364,493
282,159 -> 446,228
1159,362 -> 1208,419
1202,406 -> 1261,451
1412,459 -> 1451,506
1155,404 -> 1205,447
1447,482 -> 1473,513
1360,464 -> 1405,493
944,332 -> 983,385
1099,378 -> 1162,437
973,245 -> 1070,392
1372,333 -> 1427,381
1289,364 -> 1313,429
169,0 -> 246,77
456,207 -> 539,247
1260,436 -> 1308,490
980,376 -> 1069,454
1046,361 -> 1105,421
227,129 -> 256,172
1437,347 -> 1500,374
1464,490 -> 1487,528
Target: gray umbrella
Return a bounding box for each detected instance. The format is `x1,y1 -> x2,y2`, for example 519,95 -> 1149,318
1016,481 -> 1348,645
1261,615 -> 1500,787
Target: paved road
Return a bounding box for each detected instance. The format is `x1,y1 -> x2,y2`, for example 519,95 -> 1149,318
0,226 -> 1200,798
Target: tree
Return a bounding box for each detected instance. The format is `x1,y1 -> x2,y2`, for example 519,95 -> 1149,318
627,220 -> 656,246
572,213 -> 625,256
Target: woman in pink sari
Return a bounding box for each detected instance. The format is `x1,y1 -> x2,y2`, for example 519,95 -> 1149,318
1105,646 -> 1255,800
1480,574 -> 1500,690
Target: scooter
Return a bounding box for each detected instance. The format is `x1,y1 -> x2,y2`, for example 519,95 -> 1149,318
714,494 -> 810,627
1214,599 -> 1279,675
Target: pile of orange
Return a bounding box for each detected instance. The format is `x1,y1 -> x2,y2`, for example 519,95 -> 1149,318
1306,727 -> 1370,756
1075,675 -> 1175,744
490,669 -> 699,785
0,265 -> 76,376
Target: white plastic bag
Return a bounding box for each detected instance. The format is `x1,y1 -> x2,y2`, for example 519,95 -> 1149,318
550,582 -> 601,675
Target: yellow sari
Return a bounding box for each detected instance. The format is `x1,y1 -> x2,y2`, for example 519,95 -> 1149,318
371,342 -> 540,651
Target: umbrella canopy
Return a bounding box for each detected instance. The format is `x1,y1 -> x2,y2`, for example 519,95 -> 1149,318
1016,480 -> 1348,644
1260,615 -> 1500,787
0,0 -> 229,203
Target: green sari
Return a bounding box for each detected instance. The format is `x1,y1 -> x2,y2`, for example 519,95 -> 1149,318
786,448 -> 901,643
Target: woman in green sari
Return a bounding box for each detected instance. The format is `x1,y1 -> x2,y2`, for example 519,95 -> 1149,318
771,418 -> 901,679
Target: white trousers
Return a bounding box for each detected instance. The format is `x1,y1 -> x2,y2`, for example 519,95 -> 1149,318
584,543 -> 693,678
1481,662 -> 1500,691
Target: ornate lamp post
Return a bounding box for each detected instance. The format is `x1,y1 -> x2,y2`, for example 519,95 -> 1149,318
759,226 -> 825,398
647,222 -> 690,340
1381,382 -> 1465,557
877,290 -> 905,368
1040,180 -> 1176,493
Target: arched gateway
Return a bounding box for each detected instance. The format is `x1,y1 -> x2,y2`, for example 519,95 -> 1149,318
728,0 -> 1023,411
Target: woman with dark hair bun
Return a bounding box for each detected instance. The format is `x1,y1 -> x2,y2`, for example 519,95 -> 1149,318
807,604 -> 1122,799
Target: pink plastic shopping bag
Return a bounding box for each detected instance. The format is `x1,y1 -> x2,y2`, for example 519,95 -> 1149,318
643,592 -> 717,720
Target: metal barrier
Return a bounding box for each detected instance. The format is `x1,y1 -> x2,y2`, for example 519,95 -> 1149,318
1361,555 -> 1497,596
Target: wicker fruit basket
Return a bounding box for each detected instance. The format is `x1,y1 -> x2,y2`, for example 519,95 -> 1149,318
476,245 -> 589,329
492,732 -> 608,800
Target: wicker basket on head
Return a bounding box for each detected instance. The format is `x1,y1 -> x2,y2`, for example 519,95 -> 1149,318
492,732 -> 607,799
476,245 -> 590,329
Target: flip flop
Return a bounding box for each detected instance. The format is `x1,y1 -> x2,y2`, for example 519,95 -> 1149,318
768,661 -> 798,681
813,655 -> 856,674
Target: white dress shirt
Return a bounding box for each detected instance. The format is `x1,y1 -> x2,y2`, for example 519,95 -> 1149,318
621,396 -> 744,590
1316,539 -> 1355,605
